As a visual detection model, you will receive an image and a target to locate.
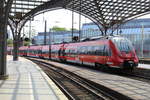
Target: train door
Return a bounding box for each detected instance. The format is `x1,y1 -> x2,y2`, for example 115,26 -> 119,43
79,46 -> 87,63
40,47 -> 43,57
103,44 -> 111,64
103,45 -> 107,64
76,46 -> 82,64
58,49 -> 65,61
58,44 -> 65,61
85,46 -> 94,64
95,45 -> 105,64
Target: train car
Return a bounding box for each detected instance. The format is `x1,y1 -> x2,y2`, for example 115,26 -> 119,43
64,39 -> 110,66
62,36 -> 138,69
51,44 -> 63,61
28,46 -> 42,57
18,36 -> 138,70
107,36 -> 138,69
7,46 -> 13,55
41,45 -> 49,59
19,46 -> 28,56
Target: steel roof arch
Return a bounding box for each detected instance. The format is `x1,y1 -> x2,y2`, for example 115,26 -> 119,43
11,0 -> 150,35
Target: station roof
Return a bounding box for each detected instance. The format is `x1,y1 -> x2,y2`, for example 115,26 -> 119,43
10,0 -> 49,17
10,0 -> 150,29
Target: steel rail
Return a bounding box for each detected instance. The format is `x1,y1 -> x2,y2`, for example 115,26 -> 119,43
31,59 -> 108,100
27,57 -> 133,100
120,68 -> 150,83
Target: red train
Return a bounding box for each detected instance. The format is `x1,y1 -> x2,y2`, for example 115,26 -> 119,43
9,36 -> 139,70
7,46 -> 13,55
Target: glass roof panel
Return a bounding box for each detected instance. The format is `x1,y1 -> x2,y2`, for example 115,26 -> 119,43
10,0 -> 50,17
10,0 -> 150,29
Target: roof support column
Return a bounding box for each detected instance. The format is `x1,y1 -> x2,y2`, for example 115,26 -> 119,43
13,22 -> 20,61
9,19 -> 27,61
0,0 -> 12,79
11,20 -> 23,61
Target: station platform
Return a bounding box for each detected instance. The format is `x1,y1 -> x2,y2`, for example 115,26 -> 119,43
42,60 -> 150,100
138,63 -> 150,69
0,56 -> 68,100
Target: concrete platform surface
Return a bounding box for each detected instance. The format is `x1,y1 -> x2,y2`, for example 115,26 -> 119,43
0,56 -> 68,100
138,63 -> 150,69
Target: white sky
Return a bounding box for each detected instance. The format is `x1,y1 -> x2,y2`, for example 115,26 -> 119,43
22,9 -> 150,37
24,9 -> 91,34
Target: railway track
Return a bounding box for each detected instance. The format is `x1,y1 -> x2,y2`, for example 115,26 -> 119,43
99,67 -> 150,83
139,59 -> 150,64
63,61 -> 150,83
28,57 -> 132,100
120,68 -> 150,83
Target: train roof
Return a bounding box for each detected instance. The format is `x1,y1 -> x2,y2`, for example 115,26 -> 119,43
19,46 -> 28,50
28,45 -> 42,50
51,35 -> 125,45
81,35 -> 124,41
42,45 -> 49,50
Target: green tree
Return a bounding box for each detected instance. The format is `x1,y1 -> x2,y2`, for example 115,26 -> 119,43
23,37 -> 30,46
69,28 -> 78,31
7,39 -> 13,47
24,41 -> 30,46
51,26 -> 67,31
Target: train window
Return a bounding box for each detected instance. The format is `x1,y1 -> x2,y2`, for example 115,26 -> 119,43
112,38 -> 134,53
68,49 -> 71,54
104,45 -> 111,56
69,49 -> 76,57
69,50 -> 72,54
74,49 -> 77,55
77,46 -> 82,54
94,45 -> 104,56
72,49 -> 76,54
55,50 -> 59,54
51,49 -> 56,54
100,45 -> 105,56
83,47 -> 88,55
80,47 -> 84,54
87,46 -> 92,55
94,46 -> 99,55
90,46 -> 95,55
94,47 -> 97,55
31,50 -> 33,54
38,50 -> 42,54
47,50 -> 49,54
71,50 -> 73,56
65,49 -> 69,55
51,50 -> 54,53
79,46 -> 86,55
77,47 -> 80,54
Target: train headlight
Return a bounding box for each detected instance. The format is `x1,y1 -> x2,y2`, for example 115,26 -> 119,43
106,62 -> 113,65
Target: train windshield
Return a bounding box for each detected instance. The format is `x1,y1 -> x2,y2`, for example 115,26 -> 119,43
112,37 -> 134,53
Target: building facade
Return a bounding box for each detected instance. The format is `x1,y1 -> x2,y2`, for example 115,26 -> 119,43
33,18 -> 150,58
33,30 -> 79,45
81,18 -> 150,58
